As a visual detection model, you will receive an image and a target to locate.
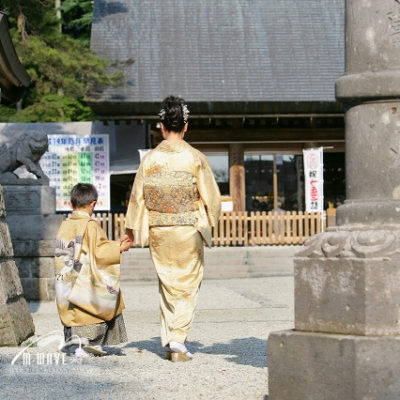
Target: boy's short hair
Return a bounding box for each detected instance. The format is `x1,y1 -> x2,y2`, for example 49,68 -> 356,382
70,183 -> 98,208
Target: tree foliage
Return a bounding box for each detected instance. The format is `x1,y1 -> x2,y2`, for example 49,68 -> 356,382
61,0 -> 93,46
0,0 -> 122,122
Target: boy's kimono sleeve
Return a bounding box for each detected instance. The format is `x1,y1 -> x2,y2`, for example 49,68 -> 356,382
86,221 -> 121,269
125,161 -> 149,246
87,222 -> 125,314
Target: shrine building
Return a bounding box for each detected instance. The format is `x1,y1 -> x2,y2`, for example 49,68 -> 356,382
88,0 -> 345,213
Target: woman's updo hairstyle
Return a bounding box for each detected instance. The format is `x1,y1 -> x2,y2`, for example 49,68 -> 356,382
158,95 -> 189,133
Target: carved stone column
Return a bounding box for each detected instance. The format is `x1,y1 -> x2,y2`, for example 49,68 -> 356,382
0,185 -> 35,345
229,143 -> 245,211
268,1 -> 400,398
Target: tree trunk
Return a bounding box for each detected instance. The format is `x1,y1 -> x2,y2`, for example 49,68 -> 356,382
55,0 -> 62,32
17,13 -> 28,42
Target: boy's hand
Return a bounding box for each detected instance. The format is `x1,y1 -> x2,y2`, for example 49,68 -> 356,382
120,234 -> 130,243
120,238 -> 132,252
121,229 -> 134,244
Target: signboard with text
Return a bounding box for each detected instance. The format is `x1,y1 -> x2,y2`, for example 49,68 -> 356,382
40,134 -> 110,211
303,147 -> 324,213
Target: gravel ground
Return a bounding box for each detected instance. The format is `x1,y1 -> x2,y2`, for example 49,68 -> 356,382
0,276 -> 294,400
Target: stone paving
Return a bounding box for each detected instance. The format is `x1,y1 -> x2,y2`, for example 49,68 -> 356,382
0,276 -> 294,400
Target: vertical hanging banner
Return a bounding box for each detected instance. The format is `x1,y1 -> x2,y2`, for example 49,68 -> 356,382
303,147 -> 324,213
40,135 -> 110,211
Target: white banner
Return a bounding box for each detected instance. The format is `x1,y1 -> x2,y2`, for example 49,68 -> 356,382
303,147 -> 324,213
40,134 -> 110,211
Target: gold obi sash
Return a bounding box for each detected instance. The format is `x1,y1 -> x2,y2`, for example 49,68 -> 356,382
143,171 -> 200,227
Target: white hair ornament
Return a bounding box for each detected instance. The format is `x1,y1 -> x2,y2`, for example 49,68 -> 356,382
158,108 -> 166,121
158,103 -> 190,122
182,104 -> 190,123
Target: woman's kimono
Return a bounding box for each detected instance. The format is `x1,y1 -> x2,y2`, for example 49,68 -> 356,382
126,140 -> 221,346
55,211 -> 127,346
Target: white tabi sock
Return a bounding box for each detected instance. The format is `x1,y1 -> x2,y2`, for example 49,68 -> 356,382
169,341 -> 193,358
75,346 -> 89,358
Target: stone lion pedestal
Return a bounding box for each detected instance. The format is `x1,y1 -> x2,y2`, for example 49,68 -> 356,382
0,129 -> 63,301
0,185 -> 35,345
3,185 -> 63,301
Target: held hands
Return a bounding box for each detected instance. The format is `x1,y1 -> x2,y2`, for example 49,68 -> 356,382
120,237 -> 132,252
120,229 -> 134,252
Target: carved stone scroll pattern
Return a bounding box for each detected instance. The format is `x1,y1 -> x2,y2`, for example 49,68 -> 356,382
297,230 -> 400,258
387,1 -> 400,44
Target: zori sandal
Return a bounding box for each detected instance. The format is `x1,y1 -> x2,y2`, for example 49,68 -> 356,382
170,351 -> 193,362
83,345 -> 107,356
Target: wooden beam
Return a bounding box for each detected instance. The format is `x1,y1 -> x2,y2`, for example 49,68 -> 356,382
184,128 -> 344,143
229,144 -> 245,211
151,127 -> 345,146
244,142 -> 345,153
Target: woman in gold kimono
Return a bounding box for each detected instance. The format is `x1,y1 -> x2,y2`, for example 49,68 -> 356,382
124,96 -> 221,362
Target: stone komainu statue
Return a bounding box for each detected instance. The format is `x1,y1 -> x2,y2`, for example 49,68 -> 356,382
0,130 -> 49,184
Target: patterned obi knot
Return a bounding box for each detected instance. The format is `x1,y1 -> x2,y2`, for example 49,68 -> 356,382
144,171 -> 200,214
143,171 -> 201,226
144,185 -> 200,214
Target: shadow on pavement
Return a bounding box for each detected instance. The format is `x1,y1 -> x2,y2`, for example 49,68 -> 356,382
103,347 -> 127,356
125,336 -> 267,368
191,337 -> 268,368
0,361 -> 144,400
124,337 -> 166,359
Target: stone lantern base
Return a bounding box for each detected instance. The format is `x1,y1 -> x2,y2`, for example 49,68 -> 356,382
269,330 -> 400,400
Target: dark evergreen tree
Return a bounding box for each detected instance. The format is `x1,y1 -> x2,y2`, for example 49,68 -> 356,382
60,0 -> 93,45
0,0 -> 122,122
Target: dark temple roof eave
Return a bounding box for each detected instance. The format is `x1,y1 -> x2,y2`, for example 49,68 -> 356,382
87,99 -> 344,120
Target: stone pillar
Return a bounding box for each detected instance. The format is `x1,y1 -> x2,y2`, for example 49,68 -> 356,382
268,1 -> 400,399
3,185 -> 63,301
0,185 -> 35,345
229,143 -> 245,211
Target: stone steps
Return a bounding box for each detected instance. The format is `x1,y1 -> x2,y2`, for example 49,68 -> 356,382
121,245 -> 300,281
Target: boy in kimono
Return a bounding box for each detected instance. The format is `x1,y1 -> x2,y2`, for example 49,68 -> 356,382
55,183 -> 132,357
